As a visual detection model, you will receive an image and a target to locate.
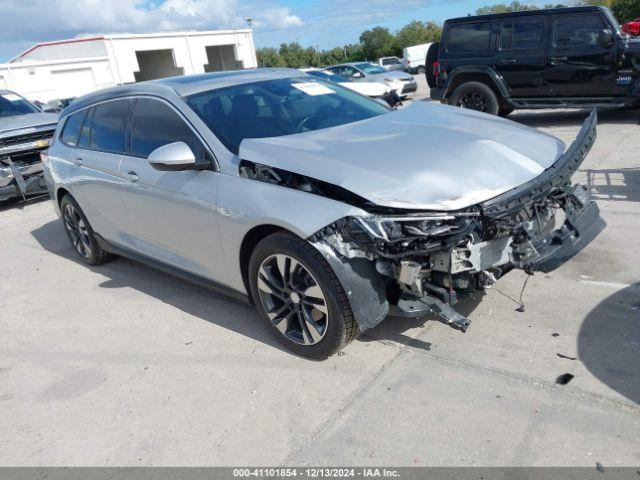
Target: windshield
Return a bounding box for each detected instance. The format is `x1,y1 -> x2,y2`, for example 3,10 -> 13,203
186,77 -> 389,154
305,70 -> 353,83
0,92 -> 39,117
355,63 -> 386,74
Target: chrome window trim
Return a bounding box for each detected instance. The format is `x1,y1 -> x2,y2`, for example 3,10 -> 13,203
57,94 -> 220,172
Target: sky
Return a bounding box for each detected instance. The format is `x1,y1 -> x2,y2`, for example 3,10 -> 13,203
0,0 -> 523,62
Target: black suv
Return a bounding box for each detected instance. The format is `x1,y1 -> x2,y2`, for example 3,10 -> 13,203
430,6 -> 640,115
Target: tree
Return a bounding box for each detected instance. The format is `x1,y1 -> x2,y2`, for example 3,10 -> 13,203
278,42 -> 312,68
612,0 -> 640,22
394,21 -> 442,53
580,0 -> 613,7
256,47 -> 283,68
359,27 -> 395,61
475,1 -> 540,14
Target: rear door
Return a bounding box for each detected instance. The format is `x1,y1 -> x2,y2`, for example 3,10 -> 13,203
118,97 -> 224,282
546,11 -> 619,96
63,99 -> 133,249
494,15 -> 550,97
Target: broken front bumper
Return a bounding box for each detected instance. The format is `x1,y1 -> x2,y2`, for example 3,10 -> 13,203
0,158 -> 47,201
515,191 -> 605,273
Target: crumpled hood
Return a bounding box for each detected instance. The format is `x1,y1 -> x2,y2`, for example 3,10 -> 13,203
0,113 -> 58,136
239,102 -> 566,210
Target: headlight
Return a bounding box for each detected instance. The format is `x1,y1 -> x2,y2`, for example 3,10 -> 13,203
348,215 -> 470,242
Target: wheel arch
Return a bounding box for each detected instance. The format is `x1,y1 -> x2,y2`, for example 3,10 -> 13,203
444,67 -> 511,101
56,187 -> 71,206
239,224 -> 297,304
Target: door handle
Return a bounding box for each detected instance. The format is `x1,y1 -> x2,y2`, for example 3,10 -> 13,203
550,56 -> 568,65
73,157 -> 83,166
124,171 -> 139,182
500,58 -> 517,64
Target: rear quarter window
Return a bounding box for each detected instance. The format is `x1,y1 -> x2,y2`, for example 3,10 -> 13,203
60,110 -> 87,147
447,22 -> 493,54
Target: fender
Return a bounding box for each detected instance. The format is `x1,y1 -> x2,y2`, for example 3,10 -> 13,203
443,66 -> 511,100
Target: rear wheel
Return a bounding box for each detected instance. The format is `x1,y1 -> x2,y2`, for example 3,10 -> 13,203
417,65 -> 426,75
449,81 -> 500,115
249,232 -> 358,358
60,194 -> 111,266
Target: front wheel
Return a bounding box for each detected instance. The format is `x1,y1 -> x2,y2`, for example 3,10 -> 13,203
248,232 -> 359,358
449,81 -> 500,115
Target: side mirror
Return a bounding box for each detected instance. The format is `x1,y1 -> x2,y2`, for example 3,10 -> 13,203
598,28 -> 613,46
147,141 -> 196,171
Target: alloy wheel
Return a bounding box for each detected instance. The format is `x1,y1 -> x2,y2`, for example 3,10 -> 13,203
256,254 -> 329,346
63,203 -> 92,259
458,93 -> 486,111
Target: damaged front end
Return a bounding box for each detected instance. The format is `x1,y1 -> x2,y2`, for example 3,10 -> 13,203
0,126 -> 55,202
309,110 -> 605,333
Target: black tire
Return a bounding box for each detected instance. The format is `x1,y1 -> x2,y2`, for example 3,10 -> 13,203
417,65 -> 426,75
248,231 -> 359,359
449,81 -> 500,115
499,106 -> 514,117
59,194 -> 111,266
425,42 -> 439,88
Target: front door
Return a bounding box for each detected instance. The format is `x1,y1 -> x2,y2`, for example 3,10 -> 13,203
118,97 -> 225,282
545,11 -> 619,97
494,15 -> 550,97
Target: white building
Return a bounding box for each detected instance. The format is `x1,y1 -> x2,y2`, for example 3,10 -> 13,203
0,29 -> 257,103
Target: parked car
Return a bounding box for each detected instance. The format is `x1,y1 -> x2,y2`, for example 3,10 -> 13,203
0,90 -> 58,201
622,18 -> 640,36
402,43 -> 432,74
303,69 -> 402,107
377,56 -> 404,71
44,69 -> 604,358
326,62 -> 417,97
431,6 -> 640,115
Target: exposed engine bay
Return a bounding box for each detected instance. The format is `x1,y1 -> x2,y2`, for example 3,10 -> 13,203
240,110 -> 604,333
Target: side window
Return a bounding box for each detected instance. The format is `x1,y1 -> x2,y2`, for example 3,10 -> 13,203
501,18 -> 544,50
382,58 -> 392,66
78,107 -> 94,148
89,100 -> 129,154
553,13 -> 605,48
447,22 -> 492,53
60,110 -> 87,147
131,98 -> 205,160
341,66 -> 356,77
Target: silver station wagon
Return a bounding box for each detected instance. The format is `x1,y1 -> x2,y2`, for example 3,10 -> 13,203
43,69 -> 604,358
